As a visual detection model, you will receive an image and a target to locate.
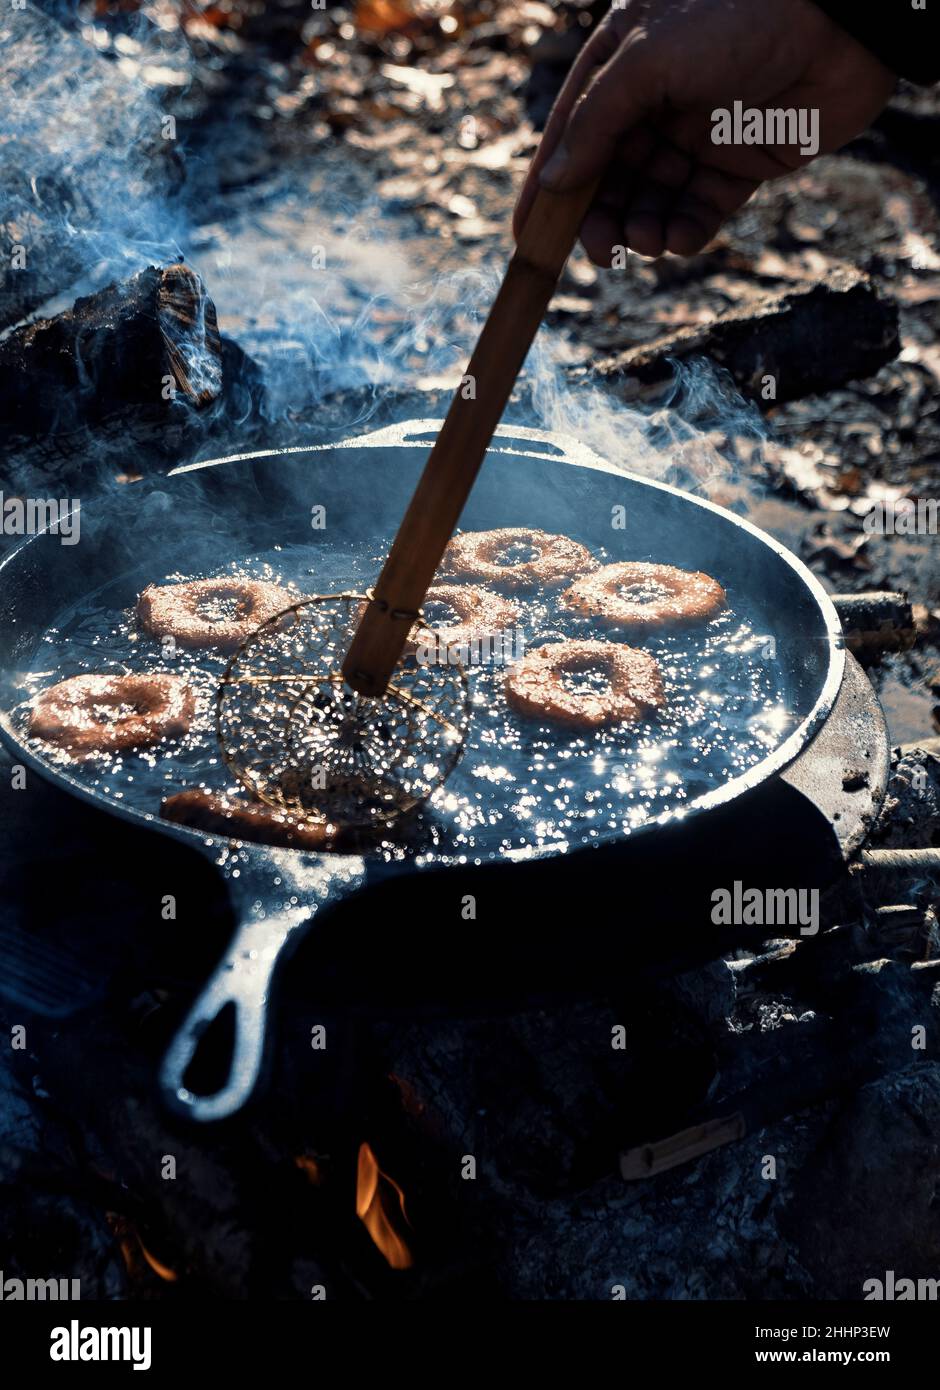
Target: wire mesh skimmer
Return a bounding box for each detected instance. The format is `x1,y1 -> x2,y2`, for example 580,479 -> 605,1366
216,593 -> 471,828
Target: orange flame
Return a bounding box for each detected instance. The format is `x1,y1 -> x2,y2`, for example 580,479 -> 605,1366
108,1214 -> 179,1283
137,1239 -> 179,1284
356,1142 -> 414,1270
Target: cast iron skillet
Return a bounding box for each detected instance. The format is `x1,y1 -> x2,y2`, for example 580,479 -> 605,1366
0,421 -> 845,1121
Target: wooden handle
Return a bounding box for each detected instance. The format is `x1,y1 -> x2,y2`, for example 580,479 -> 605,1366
342,177 -> 600,695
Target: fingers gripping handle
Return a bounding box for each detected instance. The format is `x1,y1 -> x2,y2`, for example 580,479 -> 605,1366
341,178 -> 600,697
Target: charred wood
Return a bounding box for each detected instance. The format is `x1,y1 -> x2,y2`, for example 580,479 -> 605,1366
569,266 -> 900,407
0,265 -> 223,446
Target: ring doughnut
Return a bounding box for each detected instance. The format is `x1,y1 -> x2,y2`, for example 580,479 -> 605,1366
137,577 -> 298,653
29,673 -> 195,755
441,527 -> 596,591
504,640 -> 664,730
560,562 -> 725,629
415,585 -> 520,654
161,789 -> 343,851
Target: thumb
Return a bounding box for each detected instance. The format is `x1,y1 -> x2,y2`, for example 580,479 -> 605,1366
539,33 -> 661,193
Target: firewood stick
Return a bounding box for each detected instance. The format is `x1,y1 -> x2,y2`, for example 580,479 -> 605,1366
832,592 -> 915,659
620,1114 -> 746,1179
342,178 -> 600,696
858,848 -> 940,877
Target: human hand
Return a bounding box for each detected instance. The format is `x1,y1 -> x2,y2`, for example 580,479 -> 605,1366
514,0 -> 896,262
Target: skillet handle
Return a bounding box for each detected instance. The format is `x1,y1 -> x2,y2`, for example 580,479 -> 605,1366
158,909 -> 304,1123
159,849 -> 366,1123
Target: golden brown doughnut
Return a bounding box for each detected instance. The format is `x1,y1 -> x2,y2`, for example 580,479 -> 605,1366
160,789 -> 342,851
441,527 -> 595,591
415,584 -> 520,655
137,577 -> 298,653
29,673 -> 195,755
504,640 -> 664,730
560,562 -> 725,629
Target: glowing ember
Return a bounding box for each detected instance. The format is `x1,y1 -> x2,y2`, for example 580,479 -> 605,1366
295,1154 -> 325,1186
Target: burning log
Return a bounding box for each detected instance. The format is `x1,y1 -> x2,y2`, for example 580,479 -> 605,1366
569,265 -> 899,407
832,591 -> 915,660
0,265 -> 223,443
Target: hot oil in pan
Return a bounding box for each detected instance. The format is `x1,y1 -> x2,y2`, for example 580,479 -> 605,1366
14,542 -> 793,859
